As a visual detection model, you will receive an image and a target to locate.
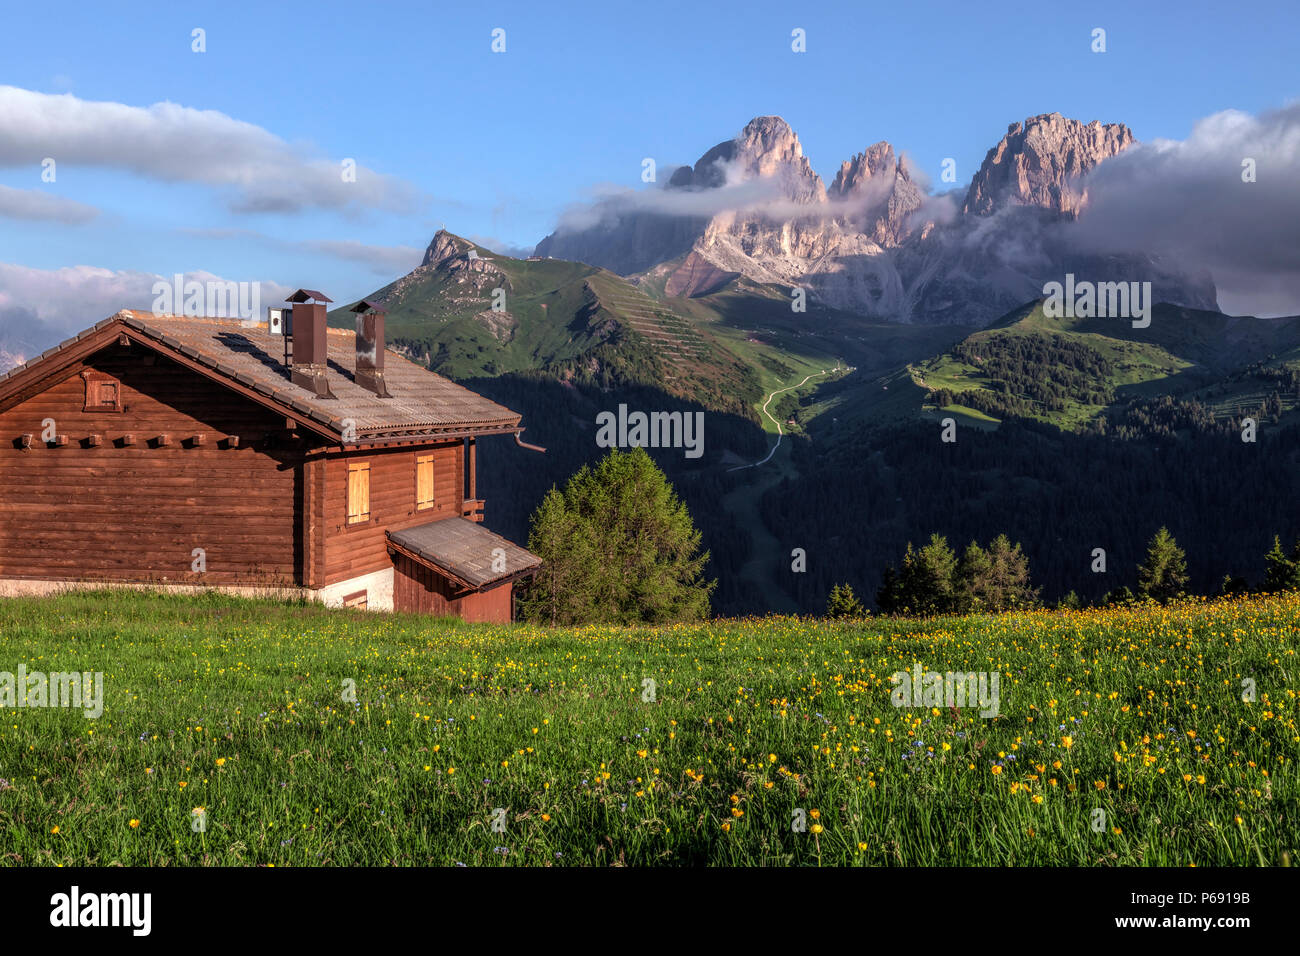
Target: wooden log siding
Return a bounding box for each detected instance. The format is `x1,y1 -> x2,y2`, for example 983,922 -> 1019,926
391,550 -> 513,622
0,347 -> 300,584
1,338 -> 482,597
322,441 -> 462,586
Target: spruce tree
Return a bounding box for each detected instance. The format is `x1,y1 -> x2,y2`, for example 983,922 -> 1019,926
1136,526 -> 1189,602
899,534 -> 959,614
826,583 -> 865,619
517,447 -> 715,625
955,541 -> 991,612
984,534 -> 1040,610
876,564 -> 902,614
1263,536 -> 1300,592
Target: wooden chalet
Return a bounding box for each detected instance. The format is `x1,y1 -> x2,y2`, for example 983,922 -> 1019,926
0,292 -> 542,622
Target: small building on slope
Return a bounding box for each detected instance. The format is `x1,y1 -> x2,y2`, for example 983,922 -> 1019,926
0,292 -> 542,622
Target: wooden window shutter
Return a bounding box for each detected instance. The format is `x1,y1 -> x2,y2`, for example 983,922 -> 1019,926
347,461 -> 370,524
416,454 -> 435,509
80,370 -> 123,412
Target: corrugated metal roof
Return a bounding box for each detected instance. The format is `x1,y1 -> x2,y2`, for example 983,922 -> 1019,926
110,312 -> 520,436
388,517 -> 541,589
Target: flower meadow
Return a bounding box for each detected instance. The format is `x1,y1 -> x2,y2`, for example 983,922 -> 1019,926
0,589 -> 1295,866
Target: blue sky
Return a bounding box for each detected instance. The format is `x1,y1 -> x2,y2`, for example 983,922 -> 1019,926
1,0 -> 1297,322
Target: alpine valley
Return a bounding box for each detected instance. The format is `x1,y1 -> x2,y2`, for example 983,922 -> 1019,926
329,113 -> 1300,615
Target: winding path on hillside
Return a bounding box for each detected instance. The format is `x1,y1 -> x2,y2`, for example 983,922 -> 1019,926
727,367 -> 839,472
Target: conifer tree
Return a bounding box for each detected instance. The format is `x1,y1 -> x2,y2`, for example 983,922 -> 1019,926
1136,526 -> 1189,602
826,583 -> 866,618
982,534 -> 1040,610
1263,536 -> 1300,592
518,447 -> 714,625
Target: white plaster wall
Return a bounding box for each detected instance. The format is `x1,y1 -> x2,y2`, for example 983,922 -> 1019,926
0,569 -> 396,613
315,567 -> 394,612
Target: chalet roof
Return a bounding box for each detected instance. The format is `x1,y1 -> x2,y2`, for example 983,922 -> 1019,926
0,312 -> 522,443
387,517 -> 541,590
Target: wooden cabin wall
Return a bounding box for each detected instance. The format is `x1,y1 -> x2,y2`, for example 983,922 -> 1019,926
321,441 -> 463,586
0,344 -> 304,585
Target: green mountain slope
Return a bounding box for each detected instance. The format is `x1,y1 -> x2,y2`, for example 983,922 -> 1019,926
328,232 -> 765,418
321,233 -> 1300,616
330,232 -> 965,426
822,301 -> 1300,433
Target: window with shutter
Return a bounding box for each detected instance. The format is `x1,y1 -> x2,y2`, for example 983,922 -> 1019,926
80,370 -> 123,412
416,454 -> 435,509
347,461 -> 370,524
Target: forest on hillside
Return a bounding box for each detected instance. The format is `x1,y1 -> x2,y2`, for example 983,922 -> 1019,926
468,374 -> 1300,617
765,416 -> 1300,613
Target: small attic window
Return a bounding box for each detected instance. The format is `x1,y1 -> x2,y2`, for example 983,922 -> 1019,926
81,370 -> 123,412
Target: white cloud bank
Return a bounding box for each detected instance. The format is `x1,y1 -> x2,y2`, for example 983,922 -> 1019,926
0,86 -> 420,214
0,263 -> 294,370
1075,103 -> 1300,317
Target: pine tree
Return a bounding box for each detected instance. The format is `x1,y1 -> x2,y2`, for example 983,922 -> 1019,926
517,487 -> 590,625
881,532 -> 1039,616
955,541 -> 991,612
1058,590 -> 1082,610
826,583 -> 866,619
984,534 -> 1040,610
898,534 -> 959,614
1136,526 -> 1189,602
517,448 -> 715,625
1263,536 -> 1300,592
953,535 -> 1039,612
876,564 -> 902,614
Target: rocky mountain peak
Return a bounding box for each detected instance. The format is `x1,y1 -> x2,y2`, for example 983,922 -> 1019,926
828,142 -> 900,196
0,348 -> 24,374
671,115 -> 826,203
421,229 -> 469,268
827,142 -> 925,247
531,112 -> 1212,323
962,112 -> 1136,218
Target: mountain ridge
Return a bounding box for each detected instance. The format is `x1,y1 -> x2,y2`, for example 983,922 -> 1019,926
534,112 -> 1217,325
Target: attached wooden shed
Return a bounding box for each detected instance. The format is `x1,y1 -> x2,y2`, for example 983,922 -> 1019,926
387,518 -> 542,622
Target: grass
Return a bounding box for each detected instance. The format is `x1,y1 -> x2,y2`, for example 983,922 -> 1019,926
0,589 -> 1296,866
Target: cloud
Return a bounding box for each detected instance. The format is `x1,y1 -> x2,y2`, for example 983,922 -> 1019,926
551,175 -> 895,238
0,86 -> 421,215
465,234 -> 535,259
551,176 -> 782,234
0,185 -> 99,223
548,146 -> 951,243
176,227 -> 424,277
1073,103 -> 1300,317
293,239 -> 424,276
0,262 -> 294,369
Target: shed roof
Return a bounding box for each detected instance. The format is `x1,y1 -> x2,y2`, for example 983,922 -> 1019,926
387,517 -> 541,590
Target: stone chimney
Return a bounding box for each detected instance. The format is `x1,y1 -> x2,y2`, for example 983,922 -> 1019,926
350,299 -> 391,398
286,289 -> 334,398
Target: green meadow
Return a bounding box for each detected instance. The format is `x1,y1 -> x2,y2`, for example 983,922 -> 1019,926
0,589 -> 1295,866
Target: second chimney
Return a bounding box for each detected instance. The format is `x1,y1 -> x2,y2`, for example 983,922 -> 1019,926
286,289 -> 334,399
350,299 -> 391,397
